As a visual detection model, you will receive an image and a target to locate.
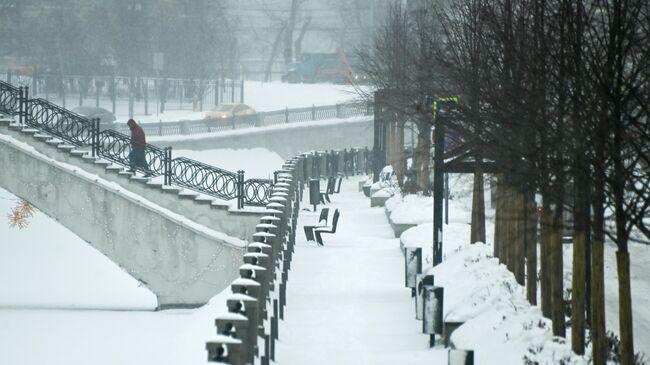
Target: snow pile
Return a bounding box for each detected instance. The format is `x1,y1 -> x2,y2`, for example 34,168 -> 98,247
428,244 -> 587,365
388,194 -> 433,225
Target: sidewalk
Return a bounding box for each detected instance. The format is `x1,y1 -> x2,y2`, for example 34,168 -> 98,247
274,177 -> 444,365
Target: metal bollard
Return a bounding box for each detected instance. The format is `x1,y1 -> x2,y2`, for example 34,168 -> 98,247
404,247 -> 423,297
416,274 -> 434,320
423,286 -> 444,347
215,313 -> 250,364
448,349 -> 474,365
206,335 -> 243,364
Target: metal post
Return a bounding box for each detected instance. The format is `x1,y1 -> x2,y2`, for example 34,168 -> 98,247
92,118 -> 100,157
18,87 -> 24,126
237,170 -> 245,209
433,105 -> 445,265
285,107 -> 289,123
164,147 -> 173,186
445,173 -> 449,225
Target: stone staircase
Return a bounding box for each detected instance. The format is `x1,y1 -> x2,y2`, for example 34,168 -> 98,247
0,119 -> 265,241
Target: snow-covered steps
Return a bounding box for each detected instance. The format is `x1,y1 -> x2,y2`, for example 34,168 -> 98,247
0,123 -> 268,241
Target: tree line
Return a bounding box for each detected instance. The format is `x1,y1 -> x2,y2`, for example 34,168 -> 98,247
0,0 -> 238,79
358,0 -> 649,363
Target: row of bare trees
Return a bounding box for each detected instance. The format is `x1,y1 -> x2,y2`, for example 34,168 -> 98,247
357,0 -> 650,363
0,0 -> 238,79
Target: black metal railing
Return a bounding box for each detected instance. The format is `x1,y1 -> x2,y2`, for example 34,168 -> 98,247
26,97 -> 95,147
96,129 -> 168,177
0,81 -> 21,116
170,156 -> 239,201
242,178 -> 273,207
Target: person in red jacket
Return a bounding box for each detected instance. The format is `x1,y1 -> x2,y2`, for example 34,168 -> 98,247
127,119 -> 151,177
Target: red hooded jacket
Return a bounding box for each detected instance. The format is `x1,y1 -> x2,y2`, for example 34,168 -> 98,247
127,119 -> 146,147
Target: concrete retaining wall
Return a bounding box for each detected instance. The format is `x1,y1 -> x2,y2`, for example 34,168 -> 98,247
154,118 -> 373,158
0,135 -> 245,308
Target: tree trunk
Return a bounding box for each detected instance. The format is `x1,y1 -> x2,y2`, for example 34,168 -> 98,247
415,119 -> 430,191
551,209 -> 566,337
494,176 -> 504,260
571,186 -> 587,354
540,201 -> 552,318
525,192 -> 538,305
571,229 -> 586,353
591,233 -> 606,365
616,249 -> 635,365
470,169 -> 486,243
512,188 -> 525,285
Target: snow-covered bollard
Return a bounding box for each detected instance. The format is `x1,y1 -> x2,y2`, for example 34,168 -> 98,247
416,274 -> 434,320
404,247 -> 423,297
225,293 -> 259,360
448,349 -> 474,365
206,334 -> 243,365
423,286 -> 444,347
214,312 -> 250,364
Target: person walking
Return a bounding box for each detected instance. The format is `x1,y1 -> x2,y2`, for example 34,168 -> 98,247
127,118 -> 151,177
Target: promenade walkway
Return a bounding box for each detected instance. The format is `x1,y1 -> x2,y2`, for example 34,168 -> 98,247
275,178 -> 443,365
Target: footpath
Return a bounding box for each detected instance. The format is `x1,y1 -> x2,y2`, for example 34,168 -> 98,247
274,177 -> 445,365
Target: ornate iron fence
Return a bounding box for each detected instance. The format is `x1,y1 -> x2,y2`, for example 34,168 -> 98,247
170,156 -> 239,201
26,97 -> 94,147
242,178 -> 273,207
1,88 -> 276,208
0,81 -> 21,116
96,129 -> 168,177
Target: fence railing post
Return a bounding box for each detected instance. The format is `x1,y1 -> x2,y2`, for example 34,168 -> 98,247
335,103 -> 341,118
240,79 -> 245,103
164,147 -> 173,186
92,118 -> 100,157
312,104 -> 316,120
285,107 -> 289,123
237,170 -> 245,209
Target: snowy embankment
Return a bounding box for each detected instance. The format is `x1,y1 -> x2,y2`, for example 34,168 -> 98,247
394,174 -> 650,361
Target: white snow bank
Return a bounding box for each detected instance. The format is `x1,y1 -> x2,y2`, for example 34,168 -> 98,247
428,244 -> 587,365
389,194 -> 433,225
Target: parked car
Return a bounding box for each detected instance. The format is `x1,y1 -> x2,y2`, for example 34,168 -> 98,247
71,106 -> 116,130
205,103 -> 259,126
205,103 -> 257,119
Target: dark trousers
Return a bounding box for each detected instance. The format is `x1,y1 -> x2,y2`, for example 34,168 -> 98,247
128,146 -> 150,173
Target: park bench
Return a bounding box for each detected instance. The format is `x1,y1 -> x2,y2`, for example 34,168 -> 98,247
314,209 -> 340,246
319,176 -> 336,203
303,208 -> 329,241
320,175 -> 343,203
